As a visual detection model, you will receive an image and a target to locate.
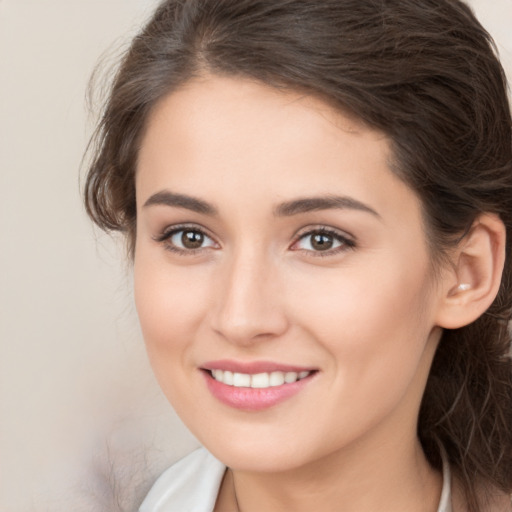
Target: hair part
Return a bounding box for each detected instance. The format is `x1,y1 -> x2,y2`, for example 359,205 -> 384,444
84,1 -> 512,508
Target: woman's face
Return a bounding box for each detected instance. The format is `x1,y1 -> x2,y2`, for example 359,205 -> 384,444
134,75 -> 446,472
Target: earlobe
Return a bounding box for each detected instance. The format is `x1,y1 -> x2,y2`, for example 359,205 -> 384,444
436,213 -> 506,329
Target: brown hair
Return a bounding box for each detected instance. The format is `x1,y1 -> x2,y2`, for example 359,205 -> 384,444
84,0 -> 512,509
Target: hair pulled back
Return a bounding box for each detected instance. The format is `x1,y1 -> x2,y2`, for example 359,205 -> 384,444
84,1 -> 512,509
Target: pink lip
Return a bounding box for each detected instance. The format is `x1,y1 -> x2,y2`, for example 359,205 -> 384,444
200,360 -> 317,411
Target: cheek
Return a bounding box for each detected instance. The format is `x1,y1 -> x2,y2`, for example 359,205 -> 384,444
288,257 -> 435,389
291,253 -> 432,334
133,249 -> 211,362
133,250 -> 218,417
283,266 -> 437,446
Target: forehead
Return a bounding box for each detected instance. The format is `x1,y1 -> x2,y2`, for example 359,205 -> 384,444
136,75 -> 421,228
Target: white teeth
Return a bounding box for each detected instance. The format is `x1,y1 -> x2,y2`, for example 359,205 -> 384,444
233,372 -> 251,387
269,371 -> 285,386
284,371 -> 298,383
223,370 -> 234,385
251,372 -> 270,388
210,369 -> 312,388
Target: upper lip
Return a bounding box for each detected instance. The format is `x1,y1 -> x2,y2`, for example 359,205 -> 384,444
201,359 -> 317,374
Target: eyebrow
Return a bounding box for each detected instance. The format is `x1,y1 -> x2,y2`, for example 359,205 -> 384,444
143,190 -> 379,218
274,195 -> 380,218
143,190 -> 218,216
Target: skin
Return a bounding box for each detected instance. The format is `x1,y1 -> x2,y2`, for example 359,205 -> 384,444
134,75 -> 458,511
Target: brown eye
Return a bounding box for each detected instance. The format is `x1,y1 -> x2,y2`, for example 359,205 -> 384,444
181,230 -> 204,249
291,228 -> 355,255
159,227 -> 217,253
310,233 -> 334,251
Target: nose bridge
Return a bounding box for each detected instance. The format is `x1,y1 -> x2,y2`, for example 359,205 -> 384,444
212,244 -> 288,344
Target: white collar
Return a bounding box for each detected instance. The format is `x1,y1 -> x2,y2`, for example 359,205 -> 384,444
437,446 -> 453,512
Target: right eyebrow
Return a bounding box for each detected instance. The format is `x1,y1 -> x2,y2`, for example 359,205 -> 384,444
274,195 -> 380,218
142,190 -> 218,216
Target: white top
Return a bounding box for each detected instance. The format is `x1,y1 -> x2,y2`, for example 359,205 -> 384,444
139,447 -> 452,512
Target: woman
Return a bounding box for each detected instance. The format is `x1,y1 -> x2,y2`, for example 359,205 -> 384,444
84,0 -> 512,510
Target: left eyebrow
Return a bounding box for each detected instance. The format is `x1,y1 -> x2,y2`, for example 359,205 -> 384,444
274,195 -> 380,218
142,190 -> 218,216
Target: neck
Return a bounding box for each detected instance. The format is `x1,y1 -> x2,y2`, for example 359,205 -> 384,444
228,438 -> 442,512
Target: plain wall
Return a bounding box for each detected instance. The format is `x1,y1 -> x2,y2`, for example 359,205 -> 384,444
1,1 -> 511,510
0,2 -> 198,511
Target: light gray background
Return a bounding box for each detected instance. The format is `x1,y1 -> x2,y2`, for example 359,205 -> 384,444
1,1 -> 511,510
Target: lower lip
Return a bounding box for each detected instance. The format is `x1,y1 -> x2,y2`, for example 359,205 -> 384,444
202,371 -> 314,411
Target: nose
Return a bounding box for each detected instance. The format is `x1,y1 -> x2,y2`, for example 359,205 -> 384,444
210,250 -> 289,346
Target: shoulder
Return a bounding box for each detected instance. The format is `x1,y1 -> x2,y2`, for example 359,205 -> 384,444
139,447 -> 227,512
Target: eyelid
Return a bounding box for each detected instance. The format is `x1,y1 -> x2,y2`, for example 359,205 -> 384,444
154,223 -> 220,253
155,222 -> 208,240
290,225 -> 356,256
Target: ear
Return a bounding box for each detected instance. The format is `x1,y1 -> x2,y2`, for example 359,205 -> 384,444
435,213 -> 506,329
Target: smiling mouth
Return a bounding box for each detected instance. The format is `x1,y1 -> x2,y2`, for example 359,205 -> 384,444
206,369 -> 313,389
201,366 -> 318,410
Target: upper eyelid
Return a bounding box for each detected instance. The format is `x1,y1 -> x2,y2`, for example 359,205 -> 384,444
155,223 -> 216,242
293,225 -> 355,242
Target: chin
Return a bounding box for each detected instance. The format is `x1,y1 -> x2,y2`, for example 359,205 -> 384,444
209,444 -> 305,473
192,426 -> 325,473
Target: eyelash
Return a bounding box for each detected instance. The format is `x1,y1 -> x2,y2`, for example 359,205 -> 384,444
154,224 -> 218,255
291,227 -> 356,257
154,224 -> 356,257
